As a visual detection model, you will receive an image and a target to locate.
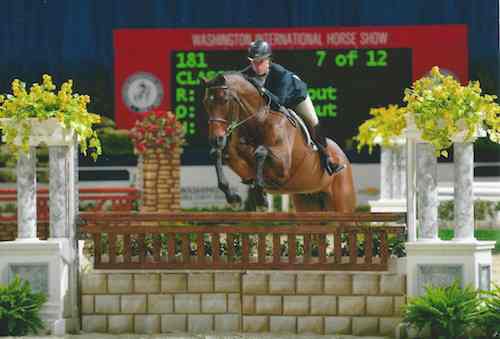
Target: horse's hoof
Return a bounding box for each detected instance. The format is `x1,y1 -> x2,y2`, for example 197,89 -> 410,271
255,196 -> 268,210
241,178 -> 254,185
228,193 -> 242,206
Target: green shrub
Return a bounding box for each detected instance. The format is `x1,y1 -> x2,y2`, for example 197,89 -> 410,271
97,127 -> 134,157
355,204 -> 371,212
403,281 -> 483,339
476,284 -> 500,338
438,200 -> 498,221
0,276 -> 47,336
438,200 -> 454,221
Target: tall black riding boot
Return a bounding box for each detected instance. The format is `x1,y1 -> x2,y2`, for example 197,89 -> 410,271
312,125 -> 345,175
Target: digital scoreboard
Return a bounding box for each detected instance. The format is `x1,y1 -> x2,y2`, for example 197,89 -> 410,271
114,26 -> 468,163
171,48 -> 411,153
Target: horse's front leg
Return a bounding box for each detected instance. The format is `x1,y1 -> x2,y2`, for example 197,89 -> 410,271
254,145 -> 269,208
210,147 -> 241,206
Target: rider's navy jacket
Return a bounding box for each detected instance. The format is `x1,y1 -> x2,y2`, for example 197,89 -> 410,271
241,63 -> 308,110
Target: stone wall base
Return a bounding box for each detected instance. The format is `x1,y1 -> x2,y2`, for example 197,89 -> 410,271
81,268 -> 406,336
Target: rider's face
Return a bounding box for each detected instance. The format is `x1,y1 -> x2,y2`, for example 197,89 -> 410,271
250,57 -> 270,76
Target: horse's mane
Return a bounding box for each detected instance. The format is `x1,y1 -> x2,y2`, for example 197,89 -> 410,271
205,71 -> 253,90
204,71 -> 264,107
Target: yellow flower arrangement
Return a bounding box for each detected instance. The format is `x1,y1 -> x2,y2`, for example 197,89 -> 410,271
404,66 -> 500,157
354,104 -> 407,154
0,74 -> 102,160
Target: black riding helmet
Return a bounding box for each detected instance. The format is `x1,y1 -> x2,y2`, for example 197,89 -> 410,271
248,39 -> 272,61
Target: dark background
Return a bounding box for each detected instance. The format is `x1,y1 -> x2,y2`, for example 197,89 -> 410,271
171,48 -> 412,162
0,0 -> 499,165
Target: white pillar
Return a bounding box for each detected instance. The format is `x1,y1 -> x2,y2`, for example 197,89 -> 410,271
453,142 -> 475,241
380,147 -> 393,199
406,138 -> 417,242
405,119 -> 494,300
416,143 -> 439,241
70,140 -> 80,332
369,143 -> 407,213
393,144 -> 406,199
49,146 -> 71,238
16,147 -> 37,240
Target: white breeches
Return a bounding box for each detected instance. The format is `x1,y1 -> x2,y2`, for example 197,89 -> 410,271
294,95 -> 319,127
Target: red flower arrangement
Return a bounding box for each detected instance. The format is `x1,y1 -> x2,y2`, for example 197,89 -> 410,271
129,110 -> 185,155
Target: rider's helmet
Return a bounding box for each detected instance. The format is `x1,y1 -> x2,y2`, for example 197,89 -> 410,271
248,40 -> 272,61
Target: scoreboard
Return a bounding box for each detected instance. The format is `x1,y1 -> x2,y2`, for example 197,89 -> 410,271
171,48 -> 411,152
114,26 -> 468,163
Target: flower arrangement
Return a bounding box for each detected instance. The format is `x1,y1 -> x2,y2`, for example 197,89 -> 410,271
0,74 -> 102,160
354,104 -> 407,153
404,66 -> 500,156
129,109 -> 185,155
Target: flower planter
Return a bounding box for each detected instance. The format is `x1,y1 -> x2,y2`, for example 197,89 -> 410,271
129,109 -> 185,214
0,118 -> 75,147
141,147 -> 181,213
450,127 -> 486,143
404,113 -> 425,143
373,134 -> 406,146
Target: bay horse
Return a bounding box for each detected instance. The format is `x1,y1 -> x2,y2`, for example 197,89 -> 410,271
202,72 -> 356,212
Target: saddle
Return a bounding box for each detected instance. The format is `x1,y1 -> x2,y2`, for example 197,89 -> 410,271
280,107 -> 318,151
242,74 -> 317,151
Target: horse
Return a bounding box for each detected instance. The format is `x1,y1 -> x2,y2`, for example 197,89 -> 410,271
202,72 -> 356,212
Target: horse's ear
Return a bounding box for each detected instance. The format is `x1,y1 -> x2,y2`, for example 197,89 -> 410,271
200,77 -> 208,87
211,74 -> 226,87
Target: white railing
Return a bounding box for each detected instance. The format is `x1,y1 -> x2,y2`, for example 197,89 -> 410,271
438,181 -> 500,202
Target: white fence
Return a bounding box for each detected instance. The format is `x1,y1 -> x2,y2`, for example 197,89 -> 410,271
438,181 -> 500,202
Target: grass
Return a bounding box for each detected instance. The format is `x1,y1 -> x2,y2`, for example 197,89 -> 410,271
439,228 -> 500,253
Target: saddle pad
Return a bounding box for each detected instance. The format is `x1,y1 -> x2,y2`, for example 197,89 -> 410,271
286,109 -> 318,151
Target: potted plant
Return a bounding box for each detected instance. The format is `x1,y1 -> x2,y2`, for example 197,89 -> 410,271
129,109 -> 185,156
354,104 -> 407,153
475,284 -> 500,338
0,276 -> 47,336
403,66 -> 500,157
403,281 -> 484,339
129,109 -> 185,212
0,74 -> 102,160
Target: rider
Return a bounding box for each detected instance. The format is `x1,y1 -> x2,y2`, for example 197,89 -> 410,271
241,39 -> 345,175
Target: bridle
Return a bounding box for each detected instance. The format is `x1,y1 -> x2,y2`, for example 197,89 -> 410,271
206,84 -> 268,136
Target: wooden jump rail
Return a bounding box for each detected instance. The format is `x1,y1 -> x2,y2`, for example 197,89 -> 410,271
79,212 -> 406,271
0,187 -> 139,222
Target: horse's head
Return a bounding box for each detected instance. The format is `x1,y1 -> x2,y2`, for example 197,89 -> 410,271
202,74 -> 233,149
202,72 -> 265,149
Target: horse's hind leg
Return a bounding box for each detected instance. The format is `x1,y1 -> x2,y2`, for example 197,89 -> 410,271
323,174 -> 357,213
254,145 -> 269,208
